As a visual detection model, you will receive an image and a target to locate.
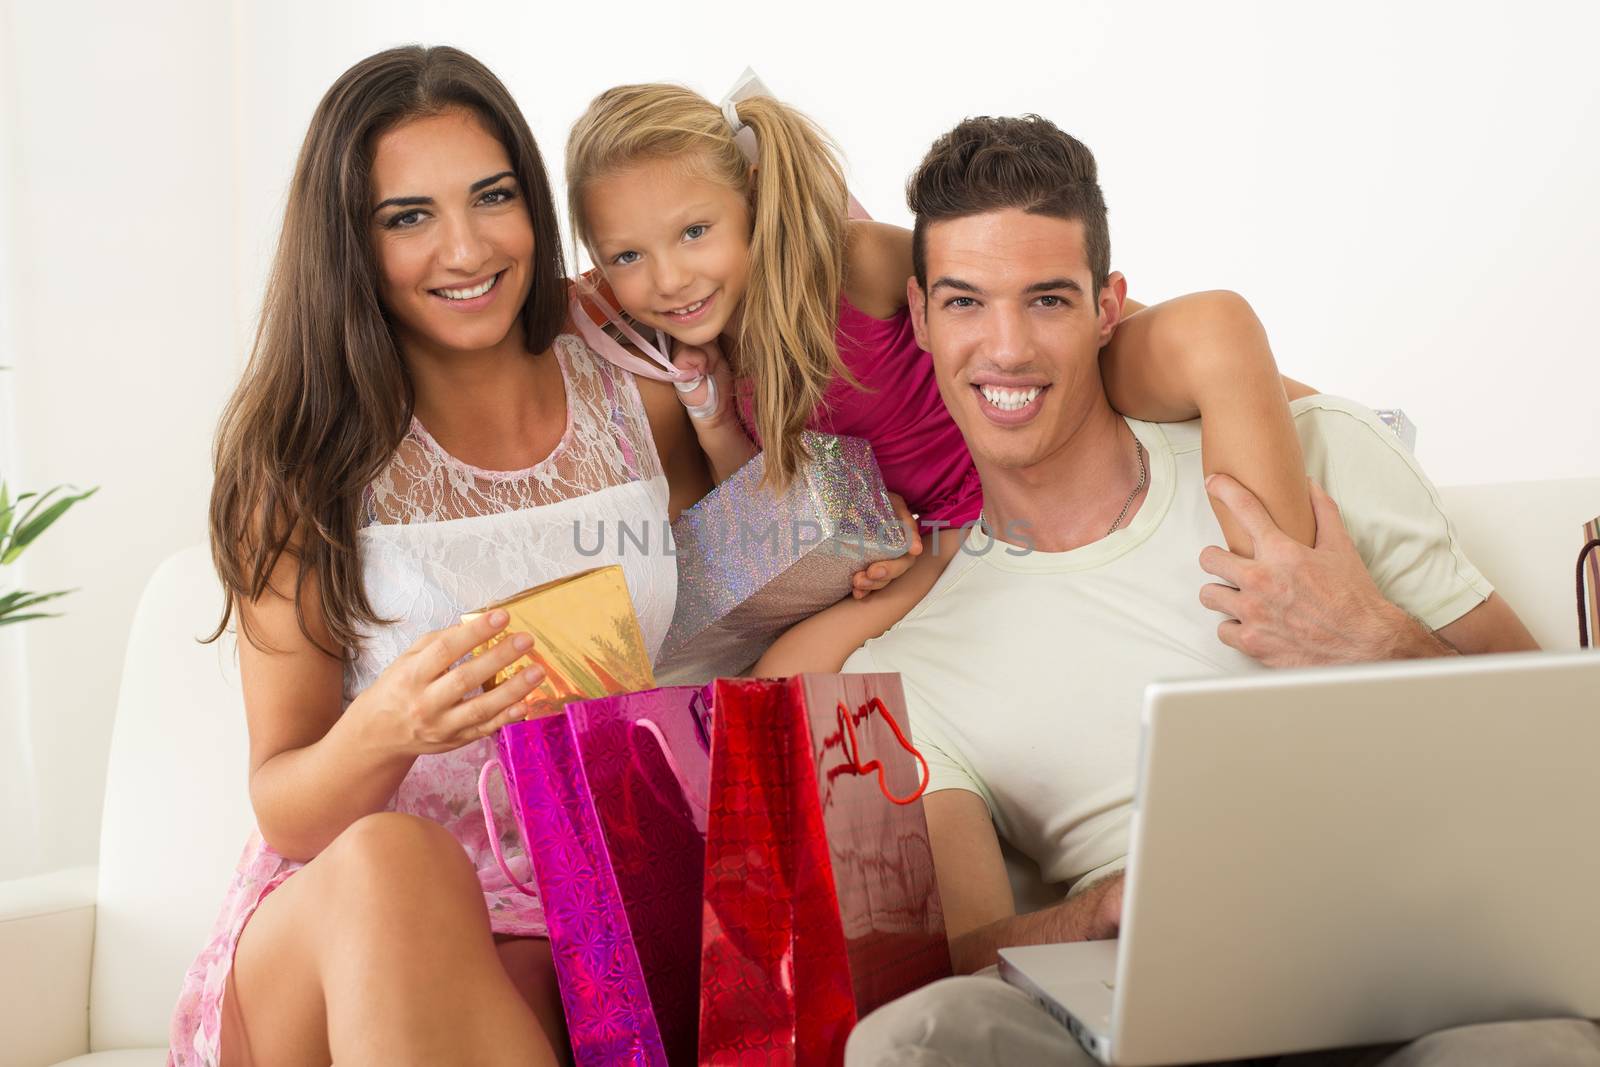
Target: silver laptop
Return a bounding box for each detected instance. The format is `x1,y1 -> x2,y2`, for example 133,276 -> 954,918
998,651 -> 1600,1066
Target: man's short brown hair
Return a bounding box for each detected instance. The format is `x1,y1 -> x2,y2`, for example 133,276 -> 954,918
907,114 -> 1110,294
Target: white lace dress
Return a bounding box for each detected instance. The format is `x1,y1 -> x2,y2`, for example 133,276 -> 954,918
169,334 -> 677,1066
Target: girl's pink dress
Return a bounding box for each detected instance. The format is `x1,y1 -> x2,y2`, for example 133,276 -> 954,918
167,335 -> 679,1065
739,295 -> 983,529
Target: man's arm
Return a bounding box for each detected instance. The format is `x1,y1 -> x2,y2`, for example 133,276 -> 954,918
927,790 -> 1123,974
1434,593 -> 1539,655
1199,476 -> 1539,666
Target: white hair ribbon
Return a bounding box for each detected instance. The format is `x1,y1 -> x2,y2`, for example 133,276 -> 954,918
718,67 -> 763,165
715,66 -> 871,217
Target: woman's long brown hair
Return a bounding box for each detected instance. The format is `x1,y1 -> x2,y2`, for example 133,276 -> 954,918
207,46 -> 566,655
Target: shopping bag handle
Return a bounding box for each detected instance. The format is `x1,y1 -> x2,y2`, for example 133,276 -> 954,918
689,688 -> 713,754
1579,538 -> 1600,649
477,758 -> 540,897
835,697 -> 931,805
570,279 -> 698,385
630,717 -> 709,817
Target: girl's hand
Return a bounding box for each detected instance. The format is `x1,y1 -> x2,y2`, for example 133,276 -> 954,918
670,338 -> 736,427
852,492 -> 925,599
347,610 -> 546,757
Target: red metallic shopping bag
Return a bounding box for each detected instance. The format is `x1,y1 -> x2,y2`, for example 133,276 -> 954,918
697,674 -> 952,1065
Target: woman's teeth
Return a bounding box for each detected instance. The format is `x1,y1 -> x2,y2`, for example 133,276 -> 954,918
435,274 -> 498,301
980,385 -> 1043,411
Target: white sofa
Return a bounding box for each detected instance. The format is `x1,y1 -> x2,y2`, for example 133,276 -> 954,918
2,478 -> 1597,1067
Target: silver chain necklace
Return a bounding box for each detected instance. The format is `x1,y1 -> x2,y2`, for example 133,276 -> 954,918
979,435 -> 1147,541
1105,436 -> 1147,536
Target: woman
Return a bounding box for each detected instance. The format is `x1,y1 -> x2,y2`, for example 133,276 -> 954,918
171,46 -> 708,1066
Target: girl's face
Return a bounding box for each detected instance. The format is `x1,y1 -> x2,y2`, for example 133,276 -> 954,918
583,157 -> 752,348
369,108 -> 535,357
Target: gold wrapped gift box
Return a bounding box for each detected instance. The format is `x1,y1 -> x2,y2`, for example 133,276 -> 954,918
464,564 -> 655,719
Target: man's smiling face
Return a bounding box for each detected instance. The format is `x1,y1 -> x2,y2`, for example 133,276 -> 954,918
909,208 -> 1125,473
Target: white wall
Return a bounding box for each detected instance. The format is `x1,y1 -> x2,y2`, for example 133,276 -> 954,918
3,0 -> 1598,876
0,1 -> 40,878
1,0 -> 239,878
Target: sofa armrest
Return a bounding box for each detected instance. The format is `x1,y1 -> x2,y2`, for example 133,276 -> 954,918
0,866 -> 96,1067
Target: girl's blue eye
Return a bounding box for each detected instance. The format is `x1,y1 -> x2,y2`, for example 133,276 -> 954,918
684,224 -> 708,241
612,250 -> 641,266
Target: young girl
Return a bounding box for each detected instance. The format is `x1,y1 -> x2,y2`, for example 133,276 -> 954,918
564,83 -> 1317,672
173,48 -> 708,1066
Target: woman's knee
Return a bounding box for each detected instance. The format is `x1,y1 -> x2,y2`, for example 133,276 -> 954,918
332,811 -> 462,860
322,813 -> 479,901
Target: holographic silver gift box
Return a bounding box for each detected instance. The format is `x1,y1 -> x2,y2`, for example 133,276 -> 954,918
654,433 -> 909,684
1374,408 -> 1417,452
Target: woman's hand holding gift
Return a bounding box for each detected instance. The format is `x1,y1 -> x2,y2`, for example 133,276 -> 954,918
347,610 -> 546,756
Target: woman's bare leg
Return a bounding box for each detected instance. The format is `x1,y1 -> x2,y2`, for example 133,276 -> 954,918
495,937 -> 570,1066
221,812 -> 562,1067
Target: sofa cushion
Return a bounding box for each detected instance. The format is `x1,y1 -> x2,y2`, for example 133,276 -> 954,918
90,546 -> 253,1051
53,1051 -> 166,1067
0,866 -> 96,1067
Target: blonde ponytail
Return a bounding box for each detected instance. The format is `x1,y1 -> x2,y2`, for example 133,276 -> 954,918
567,84 -> 851,487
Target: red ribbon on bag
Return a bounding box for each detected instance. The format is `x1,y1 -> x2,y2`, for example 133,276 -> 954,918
833,697 -> 931,805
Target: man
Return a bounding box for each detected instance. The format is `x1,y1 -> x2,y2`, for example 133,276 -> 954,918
843,115 -> 1594,1065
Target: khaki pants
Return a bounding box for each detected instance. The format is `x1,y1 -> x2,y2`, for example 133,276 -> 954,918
846,973 -> 1600,1067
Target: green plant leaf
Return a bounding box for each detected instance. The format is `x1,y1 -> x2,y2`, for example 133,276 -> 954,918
0,588 -> 74,614
1,486 -> 97,565
0,612 -> 60,626
6,486 -> 62,545
0,482 -> 10,541
0,487 -> 41,552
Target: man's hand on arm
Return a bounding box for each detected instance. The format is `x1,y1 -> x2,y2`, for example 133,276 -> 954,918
1197,476 -> 1451,666
927,790 -> 1124,974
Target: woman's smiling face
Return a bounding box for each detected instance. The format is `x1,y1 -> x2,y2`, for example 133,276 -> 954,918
369,107 -> 535,357
582,156 -> 753,347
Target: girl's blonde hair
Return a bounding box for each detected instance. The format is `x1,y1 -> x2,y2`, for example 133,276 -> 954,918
566,83 -> 850,486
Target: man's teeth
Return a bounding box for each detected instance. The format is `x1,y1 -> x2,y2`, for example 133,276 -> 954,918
667,298 -> 707,316
980,385 -> 1043,411
436,275 -> 497,301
